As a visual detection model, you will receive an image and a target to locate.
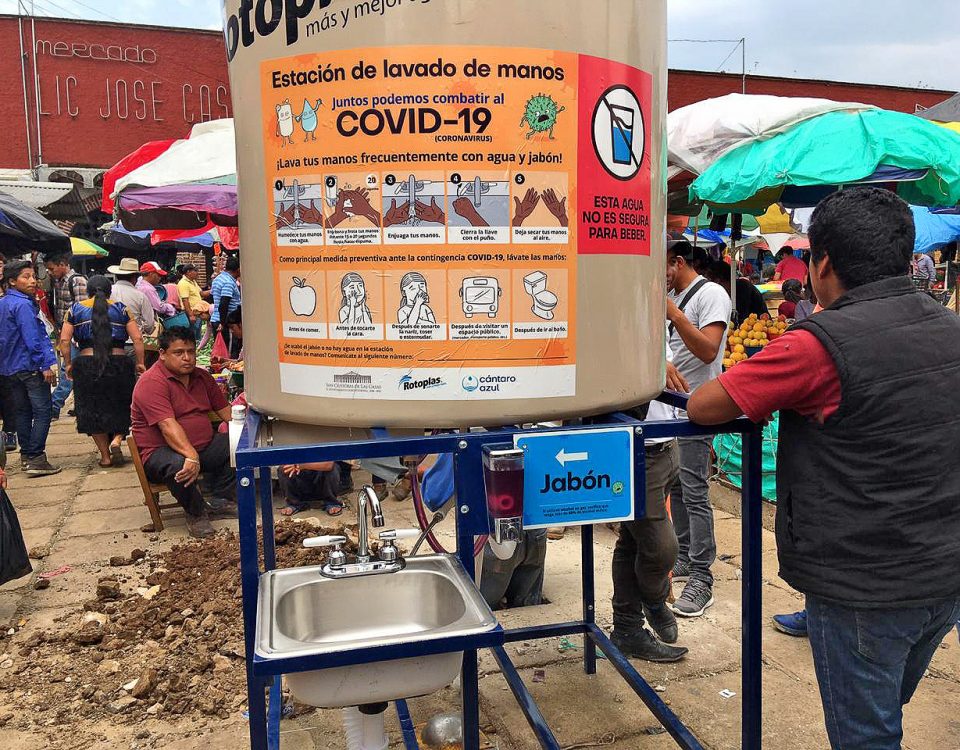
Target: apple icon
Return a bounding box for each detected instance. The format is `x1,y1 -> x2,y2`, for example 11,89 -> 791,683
289,277 -> 317,316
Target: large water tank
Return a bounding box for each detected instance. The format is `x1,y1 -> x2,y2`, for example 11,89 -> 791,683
222,0 -> 667,426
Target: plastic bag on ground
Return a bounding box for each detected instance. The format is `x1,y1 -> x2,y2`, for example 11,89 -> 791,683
0,488 -> 32,586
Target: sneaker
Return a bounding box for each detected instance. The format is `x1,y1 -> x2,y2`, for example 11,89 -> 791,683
391,474 -> 412,501
610,628 -> 688,663
185,511 -> 216,538
546,527 -> 566,540
24,455 -> 62,477
205,497 -> 239,518
671,558 -> 691,582
772,610 -> 808,637
671,579 -> 714,618
643,602 -> 679,644
2,432 -> 16,452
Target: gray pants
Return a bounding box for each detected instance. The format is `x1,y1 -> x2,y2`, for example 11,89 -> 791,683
480,529 -> 547,610
670,435 -> 716,586
359,457 -> 406,484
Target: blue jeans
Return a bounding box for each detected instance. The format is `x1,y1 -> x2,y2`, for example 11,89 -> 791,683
807,594 -> 960,750
4,372 -> 53,460
51,343 -> 79,414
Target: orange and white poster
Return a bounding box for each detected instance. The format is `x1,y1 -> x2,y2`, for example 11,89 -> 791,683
260,45 -> 650,400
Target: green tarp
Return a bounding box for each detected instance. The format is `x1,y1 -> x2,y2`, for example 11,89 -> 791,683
713,412 -> 779,502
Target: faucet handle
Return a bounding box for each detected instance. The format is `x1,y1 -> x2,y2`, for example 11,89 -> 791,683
303,534 -> 347,548
377,529 -> 420,542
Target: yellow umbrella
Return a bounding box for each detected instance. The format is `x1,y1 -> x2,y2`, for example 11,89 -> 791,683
69,237 -> 108,257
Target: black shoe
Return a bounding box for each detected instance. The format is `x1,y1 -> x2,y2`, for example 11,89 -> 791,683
24,454 -> 62,477
672,558 -> 691,582
610,628 -> 688,663
205,497 -> 239,518
643,602 -> 679,644
185,511 -> 216,538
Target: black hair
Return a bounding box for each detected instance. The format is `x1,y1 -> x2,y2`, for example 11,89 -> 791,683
782,279 -> 803,304
2,260 -> 32,289
45,251 -> 73,266
224,256 -> 240,273
808,187 -> 914,289
86,275 -> 114,375
180,263 -> 197,274
707,260 -> 733,285
158,326 -> 197,351
226,308 -> 242,326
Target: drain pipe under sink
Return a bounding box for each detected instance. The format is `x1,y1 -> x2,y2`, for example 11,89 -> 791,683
342,703 -> 389,750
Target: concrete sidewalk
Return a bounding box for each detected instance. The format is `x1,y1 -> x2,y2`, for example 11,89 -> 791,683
0,416 -> 957,749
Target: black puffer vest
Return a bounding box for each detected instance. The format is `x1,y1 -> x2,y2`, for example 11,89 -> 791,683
777,276 -> 960,607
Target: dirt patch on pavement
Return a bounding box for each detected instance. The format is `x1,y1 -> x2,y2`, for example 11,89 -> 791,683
0,520 -> 358,746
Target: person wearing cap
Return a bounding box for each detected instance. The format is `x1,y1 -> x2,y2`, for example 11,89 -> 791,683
136,262 -> 176,320
106,258 -> 156,336
664,238 -> 731,619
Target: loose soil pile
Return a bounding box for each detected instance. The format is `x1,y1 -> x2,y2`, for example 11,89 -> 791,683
0,520 -> 358,736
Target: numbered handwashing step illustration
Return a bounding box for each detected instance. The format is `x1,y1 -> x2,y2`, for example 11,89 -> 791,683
323,172 -> 383,246
273,177 -> 325,246
382,172 -> 447,244
447,171 -> 511,244
511,171 -> 570,244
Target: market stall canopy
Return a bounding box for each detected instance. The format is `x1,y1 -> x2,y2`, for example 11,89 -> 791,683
911,206 -> 960,254
112,119 -> 236,196
690,109 -> 960,210
69,237 -> 108,257
0,190 -> 69,253
101,139 -> 176,213
667,94 -> 876,176
916,93 -> 960,123
0,180 -> 73,210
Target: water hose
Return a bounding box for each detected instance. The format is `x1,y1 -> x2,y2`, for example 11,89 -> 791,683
409,456 -> 487,558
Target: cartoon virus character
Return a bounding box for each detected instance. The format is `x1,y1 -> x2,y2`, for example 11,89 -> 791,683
295,98 -> 322,142
520,94 -> 565,140
276,99 -> 295,146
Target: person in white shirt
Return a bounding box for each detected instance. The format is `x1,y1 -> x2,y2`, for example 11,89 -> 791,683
664,239 -> 731,619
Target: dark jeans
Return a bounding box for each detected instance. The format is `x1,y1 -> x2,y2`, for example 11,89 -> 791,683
143,432 -> 235,516
612,441 -> 680,633
3,372 -> 53,460
0,376 -> 16,433
282,465 -> 341,508
480,529 -> 547,611
807,594 -> 960,750
670,435 -> 716,586
51,342 -> 79,414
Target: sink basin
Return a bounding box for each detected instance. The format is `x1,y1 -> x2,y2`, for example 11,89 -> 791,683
256,554 -> 497,708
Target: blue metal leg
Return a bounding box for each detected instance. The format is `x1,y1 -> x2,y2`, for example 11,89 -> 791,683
587,626 -> 704,750
239,467 -> 268,750
395,699 -> 420,750
742,428 -> 764,750
581,524 -> 597,675
491,646 -> 562,749
461,648 -> 481,750
258,468 -> 276,571
267,675 -> 282,750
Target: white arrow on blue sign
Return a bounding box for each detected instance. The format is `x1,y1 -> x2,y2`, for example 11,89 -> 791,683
515,426 -> 636,529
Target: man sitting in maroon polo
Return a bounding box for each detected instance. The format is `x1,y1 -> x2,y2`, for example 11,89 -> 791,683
131,326 -> 236,538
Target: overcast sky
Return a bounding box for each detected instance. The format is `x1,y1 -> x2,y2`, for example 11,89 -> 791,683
3,0 -> 958,91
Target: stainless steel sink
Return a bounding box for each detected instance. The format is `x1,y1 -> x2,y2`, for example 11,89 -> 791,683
256,554 -> 497,708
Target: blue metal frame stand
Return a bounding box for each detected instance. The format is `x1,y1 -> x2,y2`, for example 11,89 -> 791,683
234,396 -> 764,750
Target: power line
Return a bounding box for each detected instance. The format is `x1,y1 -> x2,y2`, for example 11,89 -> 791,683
715,40 -> 743,72
669,38 -> 744,44
66,0 -> 122,24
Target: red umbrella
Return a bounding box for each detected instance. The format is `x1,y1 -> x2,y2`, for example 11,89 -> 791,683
101,139 -> 176,213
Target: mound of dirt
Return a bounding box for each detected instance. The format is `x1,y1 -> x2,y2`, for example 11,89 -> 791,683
0,520 -> 358,733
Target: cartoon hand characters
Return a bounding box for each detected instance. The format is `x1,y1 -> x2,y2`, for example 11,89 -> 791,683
276,100 -> 295,146
296,98 -> 323,142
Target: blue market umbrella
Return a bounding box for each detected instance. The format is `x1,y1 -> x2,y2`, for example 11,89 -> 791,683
911,206 -> 960,253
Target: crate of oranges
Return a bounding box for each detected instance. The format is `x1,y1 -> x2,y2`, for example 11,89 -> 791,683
722,313 -> 789,369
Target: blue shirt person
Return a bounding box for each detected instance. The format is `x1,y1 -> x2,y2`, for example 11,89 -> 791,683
210,257 -> 241,324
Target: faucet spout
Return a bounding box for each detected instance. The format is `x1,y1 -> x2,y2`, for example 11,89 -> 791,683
357,485 -> 385,561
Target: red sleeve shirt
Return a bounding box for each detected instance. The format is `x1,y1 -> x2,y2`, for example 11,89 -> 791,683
717,329 -> 841,423
131,363 -> 229,462
776,255 -> 808,283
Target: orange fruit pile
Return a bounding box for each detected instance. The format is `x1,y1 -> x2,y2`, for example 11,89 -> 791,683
722,314 -> 788,368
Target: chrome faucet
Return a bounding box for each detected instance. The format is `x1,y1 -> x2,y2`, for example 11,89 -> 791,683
356,485 -> 385,562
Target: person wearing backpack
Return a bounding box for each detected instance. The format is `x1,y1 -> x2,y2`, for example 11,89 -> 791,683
44,252 -> 87,420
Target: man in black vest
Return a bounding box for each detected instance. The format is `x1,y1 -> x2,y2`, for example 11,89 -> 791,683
687,187 -> 960,750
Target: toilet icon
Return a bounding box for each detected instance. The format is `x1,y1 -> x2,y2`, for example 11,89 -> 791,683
523,271 -> 558,320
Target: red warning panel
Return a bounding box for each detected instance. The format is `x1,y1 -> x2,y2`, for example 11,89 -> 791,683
576,54 -> 653,255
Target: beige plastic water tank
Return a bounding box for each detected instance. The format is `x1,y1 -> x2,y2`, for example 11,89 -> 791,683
222,0 -> 667,427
